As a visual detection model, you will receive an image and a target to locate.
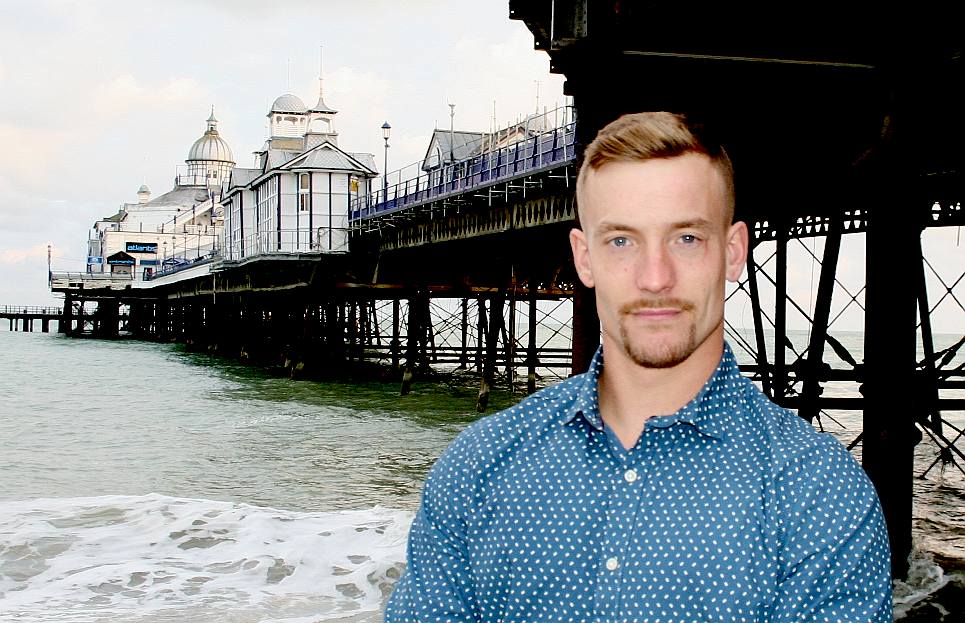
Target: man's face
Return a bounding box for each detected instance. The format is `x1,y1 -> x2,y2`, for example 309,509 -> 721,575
570,154 -> 747,369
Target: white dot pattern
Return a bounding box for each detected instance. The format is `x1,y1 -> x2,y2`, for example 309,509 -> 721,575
386,343 -> 893,622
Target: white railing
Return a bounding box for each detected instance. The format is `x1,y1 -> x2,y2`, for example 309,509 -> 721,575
223,227 -> 350,260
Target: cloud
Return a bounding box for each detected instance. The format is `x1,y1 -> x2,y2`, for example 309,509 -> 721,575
0,123 -> 73,188
1,242 -> 51,265
90,74 -> 206,119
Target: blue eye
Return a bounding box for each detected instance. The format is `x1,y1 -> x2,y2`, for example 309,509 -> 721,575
680,234 -> 698,244
610,237 -> 629,247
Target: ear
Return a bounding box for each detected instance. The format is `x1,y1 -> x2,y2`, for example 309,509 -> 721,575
725,221 -> 749,282
569,227 -> 595,288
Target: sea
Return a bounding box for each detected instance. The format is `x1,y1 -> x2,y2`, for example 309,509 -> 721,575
1,327 -> 963,622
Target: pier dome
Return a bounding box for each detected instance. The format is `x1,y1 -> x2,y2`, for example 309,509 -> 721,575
270,93 -> 308,114
184,108 -> 234,187
187,110 -> 234,163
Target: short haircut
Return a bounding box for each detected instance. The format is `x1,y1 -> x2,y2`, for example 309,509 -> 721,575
576,112 -> 735,224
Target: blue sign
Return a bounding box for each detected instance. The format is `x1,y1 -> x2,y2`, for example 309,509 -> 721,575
87,256 -> 104,265
108,257 -> 135,266
140,259 -> 159,266
126,242 -> 158,253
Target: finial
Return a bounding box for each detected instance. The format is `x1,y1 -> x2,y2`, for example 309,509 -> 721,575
311,43 -> 336,114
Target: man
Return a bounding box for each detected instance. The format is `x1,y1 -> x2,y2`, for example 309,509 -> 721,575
386,112 -> 892,622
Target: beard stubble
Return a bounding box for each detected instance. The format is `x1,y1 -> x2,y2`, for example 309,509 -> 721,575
618,298 -> 698,369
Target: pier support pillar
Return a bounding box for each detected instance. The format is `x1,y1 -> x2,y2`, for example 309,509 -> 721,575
527,279 -> 538,394
459,298 -> 468,370
76,301 -> 85,335
401,290 -> 430,395
97,299 -> 120,338
475,298 -> 486,373
60,296 -> 73,334
391,299 -> 401,369
571,284 -> 599,375
799,221 -> 841,424
746,246 -> 772,398
862,155 -> 918,580
401,294 -> 421,395
477,291 -> 504,412
774,221 -> 788,402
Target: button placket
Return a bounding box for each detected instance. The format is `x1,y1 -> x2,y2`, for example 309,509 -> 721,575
592,445 -> 649,621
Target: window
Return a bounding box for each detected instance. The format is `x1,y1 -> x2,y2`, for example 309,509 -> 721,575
298,173 -> 310,212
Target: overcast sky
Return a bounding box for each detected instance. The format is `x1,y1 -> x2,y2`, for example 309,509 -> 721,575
0,0 -> 960,335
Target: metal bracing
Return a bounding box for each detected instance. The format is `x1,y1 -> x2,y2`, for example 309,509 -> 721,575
728,219 -> 965,491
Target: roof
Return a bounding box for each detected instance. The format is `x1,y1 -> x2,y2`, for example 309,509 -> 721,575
270,93 -> 307,114
348,152 -> 377,173
228,168 -> 260,189
422,129 -> 486,170
281,143 -> 378,175
143,186 -> 210,207
101,209 -> 127,223
188,131 -> 234,163
309,95 -> 337,114
266,149 -> 304,169
187,110 -> 234,163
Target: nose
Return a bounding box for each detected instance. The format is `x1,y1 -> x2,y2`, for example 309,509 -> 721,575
634,245 -> 675,294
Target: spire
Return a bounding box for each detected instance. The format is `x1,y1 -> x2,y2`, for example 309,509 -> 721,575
310,45 -> 337,114
206,106 -> 218,133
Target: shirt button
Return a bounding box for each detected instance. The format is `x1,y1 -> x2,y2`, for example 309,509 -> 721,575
624,469 -> 638,483
605,557 -> 620,571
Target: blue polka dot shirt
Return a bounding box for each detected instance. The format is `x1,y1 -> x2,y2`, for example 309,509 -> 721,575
386,343 -> 893,622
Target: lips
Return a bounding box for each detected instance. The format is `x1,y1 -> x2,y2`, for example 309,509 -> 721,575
619,298 -> 694,318
632,308 -> 681,319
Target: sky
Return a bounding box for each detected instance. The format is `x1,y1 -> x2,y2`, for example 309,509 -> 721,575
0,0 -> 961,335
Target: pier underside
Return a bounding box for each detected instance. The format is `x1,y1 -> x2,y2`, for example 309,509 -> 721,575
509,0 -> 964,578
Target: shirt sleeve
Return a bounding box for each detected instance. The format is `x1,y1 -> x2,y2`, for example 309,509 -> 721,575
385,433 -> 479,623
770,433 -> 893,623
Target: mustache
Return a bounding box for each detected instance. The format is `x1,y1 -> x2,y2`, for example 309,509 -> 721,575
619,298 -> 694,315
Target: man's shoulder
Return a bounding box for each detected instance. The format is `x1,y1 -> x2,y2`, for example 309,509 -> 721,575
428,374 -> 586,479
731,376 -> 845,462
729,378 -> 872,499
457,374 -> 583,448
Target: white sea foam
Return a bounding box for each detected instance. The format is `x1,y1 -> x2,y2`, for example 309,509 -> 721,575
893,545 -> 964,619
0,494 -> 413,622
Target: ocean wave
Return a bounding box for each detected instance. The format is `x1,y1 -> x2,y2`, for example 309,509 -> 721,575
0,493 -> 413,622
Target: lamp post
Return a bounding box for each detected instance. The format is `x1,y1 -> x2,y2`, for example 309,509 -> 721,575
381,121 -> 391,204
448,103 -> 455,164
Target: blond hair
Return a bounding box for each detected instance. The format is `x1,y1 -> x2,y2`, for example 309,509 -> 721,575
576,112 -> 735,223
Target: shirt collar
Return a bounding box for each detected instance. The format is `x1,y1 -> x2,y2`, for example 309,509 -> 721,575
564,342 -> 741,441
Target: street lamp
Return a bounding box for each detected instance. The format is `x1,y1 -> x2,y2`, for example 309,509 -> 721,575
381,121 -> 391,204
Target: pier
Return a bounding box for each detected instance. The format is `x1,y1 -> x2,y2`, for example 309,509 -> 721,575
0,306 -> 62,333
38,1 -> 964,580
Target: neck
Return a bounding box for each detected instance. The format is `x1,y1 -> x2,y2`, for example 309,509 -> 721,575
597,324 -> 724,449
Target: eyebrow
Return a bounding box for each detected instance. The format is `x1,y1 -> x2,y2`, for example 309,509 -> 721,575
671,218 -> 714,231
595,218 -> 715,235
